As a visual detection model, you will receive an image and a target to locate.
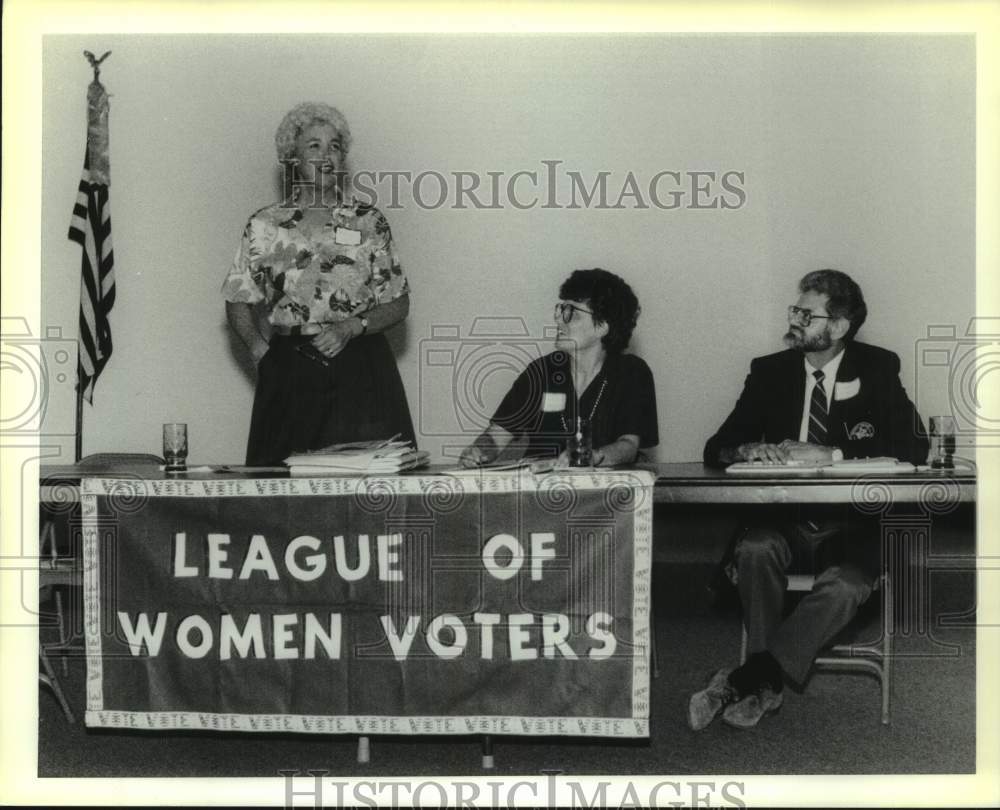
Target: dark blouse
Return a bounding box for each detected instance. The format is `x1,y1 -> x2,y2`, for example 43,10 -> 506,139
491,351 -> 659,459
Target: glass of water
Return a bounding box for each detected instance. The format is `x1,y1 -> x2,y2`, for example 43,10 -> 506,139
163,423 -> 188,472
929,416 -> 956,469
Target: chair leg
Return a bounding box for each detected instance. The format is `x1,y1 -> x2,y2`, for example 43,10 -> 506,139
41,517 -> 72,676
650,616 -> 660,680
881,574 -> 892,725
737,570 -> 892,725
55,588 -> 69,676
39,649 -> 75,723
356,735 -> 370,763
481,735 -> 494,769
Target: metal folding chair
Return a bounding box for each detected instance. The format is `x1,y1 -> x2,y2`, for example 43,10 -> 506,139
38,519 -> 78,722
739,572 -> 893,725
76,452 -> 164,469
38,452 -> 163,721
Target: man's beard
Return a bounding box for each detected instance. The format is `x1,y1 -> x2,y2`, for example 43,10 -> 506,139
783,326 -> 832,352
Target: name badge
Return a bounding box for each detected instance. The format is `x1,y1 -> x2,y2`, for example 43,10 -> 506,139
541,392 -> 567,412
834,378 -> 861,401
334,227 -> 362,246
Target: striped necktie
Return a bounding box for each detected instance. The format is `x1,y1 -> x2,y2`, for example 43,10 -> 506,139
807,369 -> 828,445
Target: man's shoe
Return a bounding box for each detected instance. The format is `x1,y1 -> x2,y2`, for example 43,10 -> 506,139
688,669 -> 736,731
722,687 -> 784,729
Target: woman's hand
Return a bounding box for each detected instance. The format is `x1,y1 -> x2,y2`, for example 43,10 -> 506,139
250,342 -> 270,366
459,425 -> 516,468
555,448 -> 608,469
459,434 -> 499,468
311,320 -> 360,359
225,301 -> 271,369
586,437 -> 636,467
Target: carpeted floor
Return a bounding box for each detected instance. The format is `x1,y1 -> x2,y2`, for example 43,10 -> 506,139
38,559 -> 976,778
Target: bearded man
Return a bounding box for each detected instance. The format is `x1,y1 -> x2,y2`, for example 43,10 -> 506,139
690,269 -> 928,731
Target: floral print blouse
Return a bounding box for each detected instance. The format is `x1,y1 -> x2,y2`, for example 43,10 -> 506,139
222,198 -> 409,327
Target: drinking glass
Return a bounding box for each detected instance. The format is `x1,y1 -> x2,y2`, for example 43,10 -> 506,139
929,415 -> 956,469
163,423 -> 188,472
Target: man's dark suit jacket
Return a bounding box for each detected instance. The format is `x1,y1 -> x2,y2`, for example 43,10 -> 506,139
702,341 -> 931,589
704,341 -> 929,468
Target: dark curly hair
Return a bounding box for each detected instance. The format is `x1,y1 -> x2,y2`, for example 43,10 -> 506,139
799,269 -> 867,340
559,268 -> 640,354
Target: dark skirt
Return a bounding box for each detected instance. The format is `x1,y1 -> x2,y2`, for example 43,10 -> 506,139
245,333 -> 416,465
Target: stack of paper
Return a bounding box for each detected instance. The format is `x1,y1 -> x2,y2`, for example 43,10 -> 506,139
823,457 -> 916,476
727,456 -> 917,477
285,439 -> 429,475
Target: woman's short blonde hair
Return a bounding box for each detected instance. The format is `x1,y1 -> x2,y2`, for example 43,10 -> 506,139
275,102 -> 352,162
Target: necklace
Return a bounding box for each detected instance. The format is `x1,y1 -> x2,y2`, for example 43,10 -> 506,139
560,376 -> 607,432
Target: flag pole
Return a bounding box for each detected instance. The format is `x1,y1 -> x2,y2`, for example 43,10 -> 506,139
75,376 -> 83,462
70,49 -> 115,463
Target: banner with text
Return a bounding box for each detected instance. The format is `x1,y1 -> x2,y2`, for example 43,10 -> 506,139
81,470 -> 654,737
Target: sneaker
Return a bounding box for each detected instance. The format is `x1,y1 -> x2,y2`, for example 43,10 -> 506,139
688,668 -> 736,731
722,687 -> 784,729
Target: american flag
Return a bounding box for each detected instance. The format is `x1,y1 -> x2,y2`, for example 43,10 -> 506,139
68,147 -> 115,403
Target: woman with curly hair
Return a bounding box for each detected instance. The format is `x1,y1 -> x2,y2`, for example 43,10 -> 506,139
460,268 -> 658,468
222,102 -> 415,465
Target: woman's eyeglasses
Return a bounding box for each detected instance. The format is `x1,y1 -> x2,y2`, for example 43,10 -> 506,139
787,305 -> 833,327
554,302 -> 594,324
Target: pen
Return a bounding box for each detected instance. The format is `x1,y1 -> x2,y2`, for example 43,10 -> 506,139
375,433 -> 403,450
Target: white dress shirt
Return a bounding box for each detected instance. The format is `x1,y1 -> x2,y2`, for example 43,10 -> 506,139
797,349 -> 845,446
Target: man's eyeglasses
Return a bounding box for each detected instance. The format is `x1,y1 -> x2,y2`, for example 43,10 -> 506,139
787,305 -> 833,327
554,302 -> 594,324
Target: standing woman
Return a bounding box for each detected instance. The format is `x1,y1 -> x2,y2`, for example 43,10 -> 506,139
222,102 -> 415,465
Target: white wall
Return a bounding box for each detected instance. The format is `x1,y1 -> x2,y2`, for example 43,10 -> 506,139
39,34 -> 975,463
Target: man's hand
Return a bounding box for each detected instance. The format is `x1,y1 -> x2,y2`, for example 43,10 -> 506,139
738,442 -> 788,463
778,440 -> 836,463
311,321 -> 359,359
